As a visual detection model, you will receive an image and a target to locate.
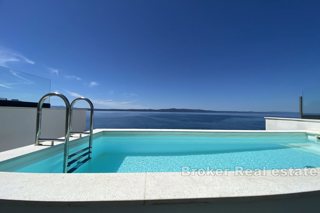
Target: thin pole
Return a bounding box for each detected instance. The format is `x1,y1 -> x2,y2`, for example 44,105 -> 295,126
299,96 -> 303,118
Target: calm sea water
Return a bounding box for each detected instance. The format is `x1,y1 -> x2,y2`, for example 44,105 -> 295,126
91,111 -> 299,130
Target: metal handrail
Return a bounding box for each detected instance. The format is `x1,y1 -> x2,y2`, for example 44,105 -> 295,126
70,97 -> 94,159
35,92 -> 71,173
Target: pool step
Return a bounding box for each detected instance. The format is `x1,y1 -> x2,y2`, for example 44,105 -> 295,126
67,147 -> 91,172
67,157 -> 90,173
68,147 -> 90,158
291,143 -> 320,156
67,151 -> 91,167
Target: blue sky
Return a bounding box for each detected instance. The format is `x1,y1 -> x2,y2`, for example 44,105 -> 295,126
0,0 -> 320,111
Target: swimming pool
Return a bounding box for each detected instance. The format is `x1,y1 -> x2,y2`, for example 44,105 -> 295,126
1,131 -> 320,173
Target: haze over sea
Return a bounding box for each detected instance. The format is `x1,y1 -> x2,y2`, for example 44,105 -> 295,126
92,111 -> 298,130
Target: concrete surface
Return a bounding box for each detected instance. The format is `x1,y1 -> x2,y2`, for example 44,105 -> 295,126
265,117 -> 320,132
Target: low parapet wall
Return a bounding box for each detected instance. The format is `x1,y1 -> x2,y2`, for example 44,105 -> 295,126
265,117 -> 320,132
0,107 -> 86,152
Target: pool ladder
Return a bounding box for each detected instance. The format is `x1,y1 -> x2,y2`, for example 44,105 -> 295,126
67,97 -> 94,173
35,92 -> 94,173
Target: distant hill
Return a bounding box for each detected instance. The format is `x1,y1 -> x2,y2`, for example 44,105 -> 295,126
52,106 -> 296,114
88,108 -> 294,114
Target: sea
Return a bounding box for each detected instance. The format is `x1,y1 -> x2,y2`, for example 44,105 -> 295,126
91,111 -> 299,130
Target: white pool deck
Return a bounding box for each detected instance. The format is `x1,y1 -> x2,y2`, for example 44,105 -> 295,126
1,129 -> 320,203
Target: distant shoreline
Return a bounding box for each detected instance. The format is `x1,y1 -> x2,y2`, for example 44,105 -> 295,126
70,108 -> 298,114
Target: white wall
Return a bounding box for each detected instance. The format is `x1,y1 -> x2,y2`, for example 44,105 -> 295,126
265,117 -> 320,132
0,107 -> 86,152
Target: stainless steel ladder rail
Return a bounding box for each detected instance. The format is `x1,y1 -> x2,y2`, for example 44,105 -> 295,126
66,97 -> 94,173
35,92 -> 71,173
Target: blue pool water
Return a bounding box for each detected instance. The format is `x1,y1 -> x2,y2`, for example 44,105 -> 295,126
1,131 -> 320,173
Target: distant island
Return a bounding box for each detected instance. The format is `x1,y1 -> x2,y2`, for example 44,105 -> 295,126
86,108 -> 295,114
52,106 -> 296,114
